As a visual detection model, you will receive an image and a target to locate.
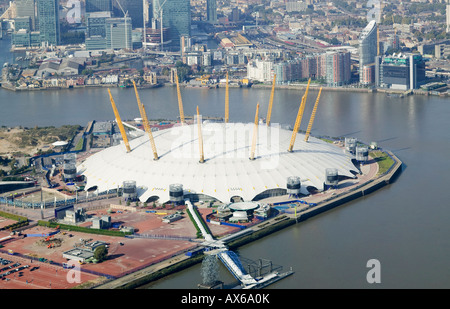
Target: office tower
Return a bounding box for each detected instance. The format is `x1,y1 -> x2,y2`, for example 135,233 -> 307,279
376,53 -> 426,90
86,0 -> 112,13
359,20 -> 377,84
86,11 -> 111,37
15,0 -> 36,30
37,0 -> 60,46
113,0 -> 143,28
153,0 -> 191,49
206,0 -> 217,23
85,11 -> 110,50
106,17 -> 132,50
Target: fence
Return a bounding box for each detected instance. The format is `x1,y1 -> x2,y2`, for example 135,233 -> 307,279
0,189 -> 119,210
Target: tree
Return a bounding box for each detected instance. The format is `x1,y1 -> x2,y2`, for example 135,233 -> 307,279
175,61 -> 192,82
94,245 -> 108,262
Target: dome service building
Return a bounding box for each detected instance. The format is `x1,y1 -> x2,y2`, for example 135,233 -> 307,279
79,79 -> 359,204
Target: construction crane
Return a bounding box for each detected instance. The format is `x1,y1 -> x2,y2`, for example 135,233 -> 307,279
114,0 -> 129,50
133,81 -> 159,160
250,103 -> 260,161
225,71 -> 229,123
197,106 -> 205,163
266,74 -> 276,126
288,78 -> 311,152
175,72 -> 185,125
304,87 -> 323,142
153,0 -> 169,51
108,89 -> 131,153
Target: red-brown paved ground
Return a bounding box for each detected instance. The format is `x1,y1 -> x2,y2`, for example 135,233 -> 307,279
0,206 -> 222,289
0,218 -> 16,230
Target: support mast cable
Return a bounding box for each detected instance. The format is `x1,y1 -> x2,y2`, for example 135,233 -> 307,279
175,72 -> 185,124
304,87 -> 322,142
108,89 -> 131,153
133,81 -> 159,160
288,78 -> 311,152
197,106 -> 205,163
250,103 -> 260,160
266,74 -> 276,126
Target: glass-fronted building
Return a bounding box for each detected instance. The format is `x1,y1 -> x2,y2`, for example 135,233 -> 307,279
86,0 -> 112,13
206,0 -> 217,23
37,0 -> 60,46
376,53 -> 426,90
153,0 -> 191,49
113,0 -> 143,28
16,0 -> 36,30
106,17 -> 132,50
359,20 -> 377,85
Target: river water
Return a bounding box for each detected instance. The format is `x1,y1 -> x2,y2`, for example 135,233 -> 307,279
1,35 -> 450,289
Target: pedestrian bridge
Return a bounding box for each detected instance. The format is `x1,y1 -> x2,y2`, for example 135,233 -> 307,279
217,250 -> 258,286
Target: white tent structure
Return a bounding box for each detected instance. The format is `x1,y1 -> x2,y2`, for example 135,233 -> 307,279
79,122 -> 358,203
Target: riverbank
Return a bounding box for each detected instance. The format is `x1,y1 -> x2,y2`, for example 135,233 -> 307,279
94,149 -> 403,290
2,78 -> 448,97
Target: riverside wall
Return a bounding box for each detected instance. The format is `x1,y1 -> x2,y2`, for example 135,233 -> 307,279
95,150 -> 403,289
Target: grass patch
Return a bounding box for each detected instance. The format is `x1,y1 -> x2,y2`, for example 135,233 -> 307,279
73,137 -> 85,151
370,150 -> 395,175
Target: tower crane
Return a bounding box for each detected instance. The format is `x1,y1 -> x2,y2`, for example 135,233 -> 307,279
288,78 -> 311,152
114,0 -> 129,50
153,0 -> 169,51
304,87 -> 323,142
197,106 -> 205,163
266,74 -> 276,126
250,103 -> 260,161
108,89 -> 131,153
175,72 -> 185,124
133,81 -> 159,160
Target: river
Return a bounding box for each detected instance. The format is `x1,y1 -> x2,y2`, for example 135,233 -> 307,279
1,35 -> 450,289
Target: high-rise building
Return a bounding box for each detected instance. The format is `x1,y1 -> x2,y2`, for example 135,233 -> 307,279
206,0 -> 217,23
106,17 -> 132,50
113,0 -> 143,28
153,0 -> 191,49
86,11 -> 111,37
324,51 -> 351,87
37,0 -> 60,46
376,53 -> 426,90
86,0 -> 112,13
359,20 -> 378,85
15,0 -> 36,30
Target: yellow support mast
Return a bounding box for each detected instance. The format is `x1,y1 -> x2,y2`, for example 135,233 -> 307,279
175,72 -> 185,125
133,81 -> 159,160
288,78 -> 311,152
108,89 -> 131,153
250,103 -> 260,161
304,87 -> 322,142
266,73 -> 276,127
225,71 -> 229,123
197,106 -> 205,163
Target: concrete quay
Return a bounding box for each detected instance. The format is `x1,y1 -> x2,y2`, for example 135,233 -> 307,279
94,150 -> 402,289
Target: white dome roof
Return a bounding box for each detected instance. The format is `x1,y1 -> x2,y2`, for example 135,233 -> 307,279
79,123 -> 357,203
